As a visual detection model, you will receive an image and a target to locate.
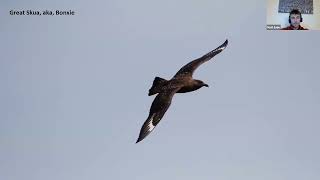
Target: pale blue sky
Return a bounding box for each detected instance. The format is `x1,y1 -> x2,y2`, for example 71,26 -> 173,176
1,1 -> 320,180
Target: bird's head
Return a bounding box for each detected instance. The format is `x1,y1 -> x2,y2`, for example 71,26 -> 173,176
195,80 -> 209,88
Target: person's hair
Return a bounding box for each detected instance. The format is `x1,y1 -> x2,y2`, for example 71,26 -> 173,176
289,9 -> 303,23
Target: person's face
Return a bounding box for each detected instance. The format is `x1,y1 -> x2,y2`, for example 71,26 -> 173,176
290,14 -> 301,28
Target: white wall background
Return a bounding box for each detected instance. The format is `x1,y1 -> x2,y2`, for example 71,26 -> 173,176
267,0 -> 320,29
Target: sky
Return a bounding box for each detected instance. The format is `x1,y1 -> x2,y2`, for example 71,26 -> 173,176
1,0 -> 320,180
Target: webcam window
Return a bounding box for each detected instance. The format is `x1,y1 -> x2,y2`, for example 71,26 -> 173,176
267,0 -> 320,30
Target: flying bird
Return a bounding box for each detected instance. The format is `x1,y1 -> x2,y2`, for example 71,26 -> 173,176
136,39 -> 228,143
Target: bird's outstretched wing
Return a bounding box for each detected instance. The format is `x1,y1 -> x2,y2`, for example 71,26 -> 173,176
174,39 -> 228,79
136,88 -> 180,143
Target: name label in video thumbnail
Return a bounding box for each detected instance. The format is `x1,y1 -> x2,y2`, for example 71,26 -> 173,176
266,24 -> 281,30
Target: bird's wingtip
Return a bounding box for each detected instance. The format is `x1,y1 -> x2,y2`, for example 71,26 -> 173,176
223,39 -> 228,47
218,39 -> 228,51
135,135 -> 145,144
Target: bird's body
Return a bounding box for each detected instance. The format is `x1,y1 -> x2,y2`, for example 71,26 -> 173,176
136,39 -> 228,143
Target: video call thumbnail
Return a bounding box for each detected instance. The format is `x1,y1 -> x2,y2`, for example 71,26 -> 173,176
267,0 -> 320,30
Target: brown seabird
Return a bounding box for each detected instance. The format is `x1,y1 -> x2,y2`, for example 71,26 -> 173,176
136,39 -> 228,143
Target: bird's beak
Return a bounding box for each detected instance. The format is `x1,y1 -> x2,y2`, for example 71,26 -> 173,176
203,84 -> 209,87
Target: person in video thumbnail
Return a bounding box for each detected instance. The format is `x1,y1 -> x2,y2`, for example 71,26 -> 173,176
282,9 -> 308,30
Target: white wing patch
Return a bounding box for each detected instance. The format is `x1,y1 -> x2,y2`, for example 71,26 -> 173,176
212,45 -> 226,54
218,45 -> 226,51
207,40 -> 228,57
147,114 -> 156,132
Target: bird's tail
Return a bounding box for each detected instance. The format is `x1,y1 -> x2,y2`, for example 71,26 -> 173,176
148,77 -> 167,96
